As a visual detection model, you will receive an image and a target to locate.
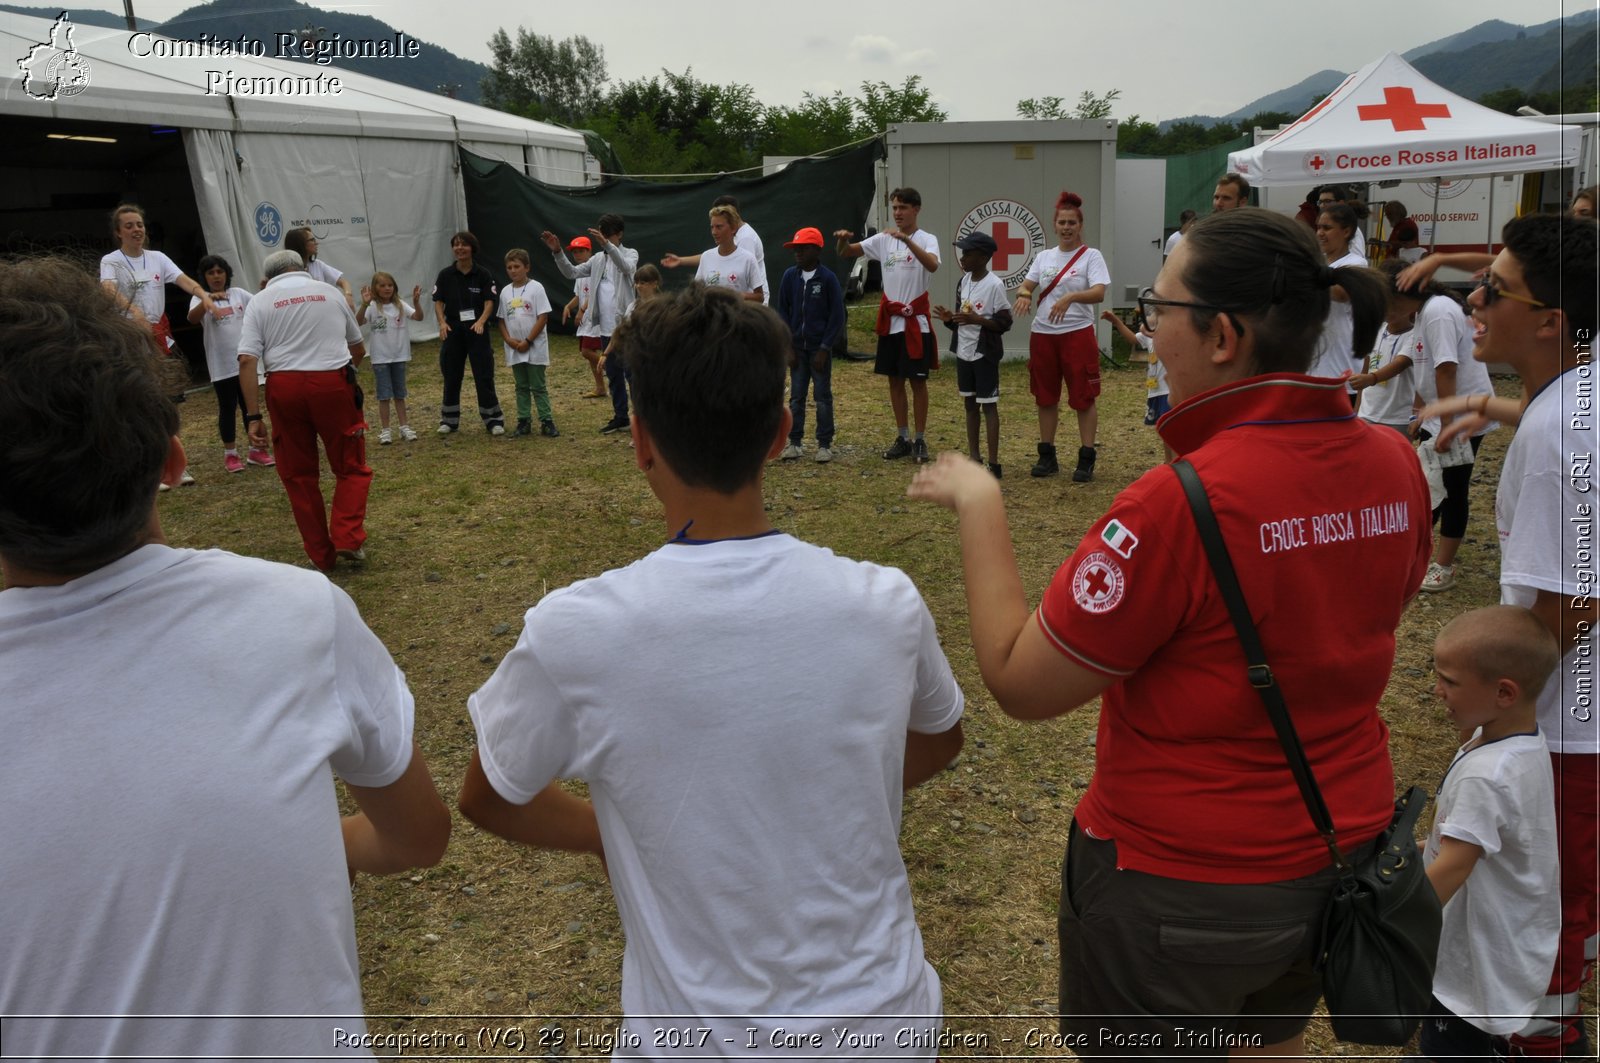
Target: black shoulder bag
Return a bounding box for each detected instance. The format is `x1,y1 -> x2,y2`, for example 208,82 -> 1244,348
1171,459 -> 1441,1047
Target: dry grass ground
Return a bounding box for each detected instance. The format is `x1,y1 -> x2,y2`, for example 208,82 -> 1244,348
154,308 -> 1589,1058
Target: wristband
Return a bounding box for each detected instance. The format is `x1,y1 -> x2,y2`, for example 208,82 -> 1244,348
244,413 -> 263,424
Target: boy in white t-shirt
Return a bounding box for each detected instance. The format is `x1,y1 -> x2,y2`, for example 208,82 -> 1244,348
933,231 -> 1011,478
460,284 -> 964,1058
836,188 -> 942,463
498,249 -> 557,438
1099,309 -> 1168,424
0,256 -> 450,1061
1421,606 -> 1561,1060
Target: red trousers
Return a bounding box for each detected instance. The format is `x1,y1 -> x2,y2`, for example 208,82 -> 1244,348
265,369 -> 370,571
1513,752 -> 1599,1057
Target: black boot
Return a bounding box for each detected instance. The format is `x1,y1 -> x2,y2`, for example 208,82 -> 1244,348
1072,445 -> 1097,482
515,418 -> 533,436
1030,442 -> 1058,478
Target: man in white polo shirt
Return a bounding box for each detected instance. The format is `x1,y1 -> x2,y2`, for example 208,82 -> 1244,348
239,250 -> 371,572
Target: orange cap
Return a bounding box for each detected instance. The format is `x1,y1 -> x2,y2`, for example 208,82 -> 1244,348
568,236 -> 592,251
783,226 -> 825,248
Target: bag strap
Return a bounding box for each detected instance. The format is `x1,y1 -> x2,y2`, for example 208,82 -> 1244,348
1036,245 -> 1089,303
1171,459 -> 1352,872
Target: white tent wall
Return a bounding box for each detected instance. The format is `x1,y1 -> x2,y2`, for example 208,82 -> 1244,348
5,12 -> 591,345
183,128 -> 458,341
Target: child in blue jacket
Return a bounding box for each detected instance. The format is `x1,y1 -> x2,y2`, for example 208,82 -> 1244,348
776,227 -> 845,463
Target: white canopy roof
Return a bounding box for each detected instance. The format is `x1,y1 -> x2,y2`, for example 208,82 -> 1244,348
2,11 -> 585,151
1229,52 -> 1580,186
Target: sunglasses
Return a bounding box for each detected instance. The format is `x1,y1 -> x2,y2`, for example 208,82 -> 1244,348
1475,276 -> 1547,309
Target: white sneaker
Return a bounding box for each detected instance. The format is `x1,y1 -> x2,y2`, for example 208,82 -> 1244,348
815,446 -> 833,463
436,423 -> 454,435
398,425 -> 418,442
780,443 -> 803,461
378,428 -> 393,446
178,468 -> 196,486
490,424 -> 506,436
1420,562 -> 1456,593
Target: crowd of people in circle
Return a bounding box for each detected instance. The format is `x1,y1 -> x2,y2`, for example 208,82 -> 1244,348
1,176 -> 1594,1061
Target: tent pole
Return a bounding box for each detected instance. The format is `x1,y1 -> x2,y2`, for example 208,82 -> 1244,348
1429,179 -> 1440,255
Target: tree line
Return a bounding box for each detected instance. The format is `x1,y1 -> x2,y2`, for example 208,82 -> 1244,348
480,29 -> 1592,179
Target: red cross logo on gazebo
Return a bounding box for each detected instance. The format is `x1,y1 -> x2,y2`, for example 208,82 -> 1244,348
1357,86 -> 1452,132
1307,154 -> 1327,172
989,221 -> 1029,272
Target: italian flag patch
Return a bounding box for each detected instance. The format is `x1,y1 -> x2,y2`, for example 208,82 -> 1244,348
1100,519 -> 1139,559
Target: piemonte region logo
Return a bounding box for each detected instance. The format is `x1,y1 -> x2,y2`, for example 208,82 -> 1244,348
954,200 -> 1046,290
18,11 -> 93,100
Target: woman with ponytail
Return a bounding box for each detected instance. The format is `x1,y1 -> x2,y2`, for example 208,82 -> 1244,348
1012,191 -> 1110,480
911,208 -> 1431,1055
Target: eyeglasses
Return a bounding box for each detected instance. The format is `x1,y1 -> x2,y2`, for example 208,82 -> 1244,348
1475,276 -> 1547,309
1136,287 -> 1243,335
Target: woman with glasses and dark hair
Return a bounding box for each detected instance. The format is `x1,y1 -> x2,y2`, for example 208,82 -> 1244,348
909,207 -> 1432,1058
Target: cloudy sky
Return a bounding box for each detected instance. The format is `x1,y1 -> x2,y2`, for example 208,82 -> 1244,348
76,0 -> 1590,122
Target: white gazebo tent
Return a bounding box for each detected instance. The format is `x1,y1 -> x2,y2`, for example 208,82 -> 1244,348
2,12 -> 593,334
1230,52 -> 1580,251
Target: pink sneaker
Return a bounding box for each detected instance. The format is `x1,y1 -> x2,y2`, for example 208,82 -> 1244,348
246,448 -> 276,467
224,452 -> 246,474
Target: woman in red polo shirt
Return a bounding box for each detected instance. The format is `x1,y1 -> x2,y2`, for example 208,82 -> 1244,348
911,208 -> 1432,1058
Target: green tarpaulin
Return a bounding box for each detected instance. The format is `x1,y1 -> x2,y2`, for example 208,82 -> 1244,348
458,140 -> 883,321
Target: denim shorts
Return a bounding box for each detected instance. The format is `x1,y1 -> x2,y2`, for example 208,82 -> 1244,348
371,360 -> 407,401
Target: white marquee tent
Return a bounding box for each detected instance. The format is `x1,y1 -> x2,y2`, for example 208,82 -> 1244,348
2,11 -> 592,333
1229,52 -> 1580,187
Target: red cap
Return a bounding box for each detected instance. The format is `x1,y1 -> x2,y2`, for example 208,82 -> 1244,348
568,236 -> 592,251
783,226 -> 824,248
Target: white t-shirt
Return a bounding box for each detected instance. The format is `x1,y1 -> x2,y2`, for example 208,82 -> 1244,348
1357,323 -> 1416,427
1498,366 -> 1600,754
1162,230 -> 1183,258
306,258 -> 345,289
0,545 -> 413,1060
238,272 -> 362,373
555,243 -> 637,337
189,286 -> 253,382
572,275 -> 599,340
469,534 -> 963,1055
952,272 -> 1008,360
363,300 -> 415,365
694,246 -> 762,298
860,230 -> 939,335
1024,245 -> 1111,335
1138,333 -> 1168,399
1308,249 -> 1367,382
1425,731 -> 1560,1034
734,222 -> 768,304
498,281 -> 552,366
1412,294 -> 1495,439
99,248 -> 183,323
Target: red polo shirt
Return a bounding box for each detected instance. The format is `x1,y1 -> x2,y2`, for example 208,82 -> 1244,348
1039,374 -> 1432,883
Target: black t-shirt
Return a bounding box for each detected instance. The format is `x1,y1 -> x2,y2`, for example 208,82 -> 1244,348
432,262 -> 497,324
